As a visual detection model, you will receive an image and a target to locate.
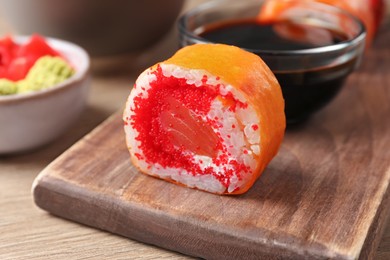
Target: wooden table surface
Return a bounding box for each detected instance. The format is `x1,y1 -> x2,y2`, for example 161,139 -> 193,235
1,1 -> 389,259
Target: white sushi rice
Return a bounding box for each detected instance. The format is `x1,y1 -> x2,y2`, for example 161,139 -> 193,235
124,64 -> 261,194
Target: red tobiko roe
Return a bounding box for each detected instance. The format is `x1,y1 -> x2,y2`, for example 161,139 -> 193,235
130,66 -> 250,188
0,34 -> 61,81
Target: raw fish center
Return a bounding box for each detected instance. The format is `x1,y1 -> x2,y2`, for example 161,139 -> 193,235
160,96 -> 219,158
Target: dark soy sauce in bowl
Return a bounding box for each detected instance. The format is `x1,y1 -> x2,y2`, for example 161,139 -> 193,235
199,19 -> 357,123
179,0 -> 366,124
198,19 -> 348,50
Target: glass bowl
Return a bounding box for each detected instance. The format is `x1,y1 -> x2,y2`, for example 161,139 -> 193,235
178,0 -> 366,124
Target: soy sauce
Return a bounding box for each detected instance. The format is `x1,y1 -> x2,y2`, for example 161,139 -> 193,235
199,19 -> 356,123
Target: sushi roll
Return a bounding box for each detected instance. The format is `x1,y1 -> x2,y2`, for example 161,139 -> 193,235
257,0 -> 374,47
123,44 -> 285,195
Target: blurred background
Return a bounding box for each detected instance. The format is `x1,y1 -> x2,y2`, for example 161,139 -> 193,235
0,0 -> 388,75
0,0 -> 212,75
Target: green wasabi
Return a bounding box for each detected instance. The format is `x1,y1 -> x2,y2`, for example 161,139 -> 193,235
0,56 -> 75,95
0,79 -> 18,95
17,56 -> 75,94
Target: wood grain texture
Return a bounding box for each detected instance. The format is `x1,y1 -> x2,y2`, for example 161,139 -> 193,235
32,27 -> 390,260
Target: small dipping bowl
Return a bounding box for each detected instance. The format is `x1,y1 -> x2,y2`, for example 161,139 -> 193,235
178,0 -> 366,124
0,36 -> 90,154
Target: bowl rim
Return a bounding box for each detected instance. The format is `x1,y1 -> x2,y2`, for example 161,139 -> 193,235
0,35 -> 90,104
178,0 -> 367,56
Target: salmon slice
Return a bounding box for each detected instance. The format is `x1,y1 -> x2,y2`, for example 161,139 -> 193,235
258,0 -> 372,47
123,43 -> 285,195
160,95 -> 219,158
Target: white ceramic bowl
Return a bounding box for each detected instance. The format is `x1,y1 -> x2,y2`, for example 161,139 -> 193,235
0,36 -> 90,154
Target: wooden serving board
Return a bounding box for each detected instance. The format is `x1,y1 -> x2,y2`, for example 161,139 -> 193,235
33,29 -> 390,259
